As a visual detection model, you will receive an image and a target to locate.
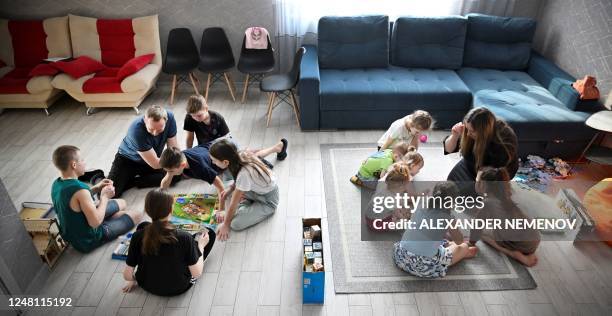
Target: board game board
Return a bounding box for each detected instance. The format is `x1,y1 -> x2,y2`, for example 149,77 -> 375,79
172,193 -> 219,225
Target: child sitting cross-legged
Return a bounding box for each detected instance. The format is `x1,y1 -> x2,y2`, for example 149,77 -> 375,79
122,188 -> 216,296
393,182 -> 478,278
51,145 -> 142,253
350,142 -> 413,188
209,140 -> 279,241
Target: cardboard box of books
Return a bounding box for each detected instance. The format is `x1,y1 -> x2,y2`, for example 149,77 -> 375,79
302,218 -> 324,304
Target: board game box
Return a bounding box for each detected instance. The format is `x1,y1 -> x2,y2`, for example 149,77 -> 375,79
172,193 -> 219,225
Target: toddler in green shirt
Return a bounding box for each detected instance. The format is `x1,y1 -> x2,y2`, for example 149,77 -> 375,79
351,142 -> 419,187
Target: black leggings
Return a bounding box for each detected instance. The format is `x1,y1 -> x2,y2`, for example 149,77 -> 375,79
108,153 -> 181,197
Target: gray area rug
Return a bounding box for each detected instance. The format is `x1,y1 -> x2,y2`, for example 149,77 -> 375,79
321,143 -> 537,293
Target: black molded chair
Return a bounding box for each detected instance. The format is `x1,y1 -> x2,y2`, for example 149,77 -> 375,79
198,27 -> 237,102
237,34 -> 275,103
163,28 -> 200,105
260,47 -> 305,128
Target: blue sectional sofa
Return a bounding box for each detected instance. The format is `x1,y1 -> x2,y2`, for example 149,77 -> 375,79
299,14 -> 600,158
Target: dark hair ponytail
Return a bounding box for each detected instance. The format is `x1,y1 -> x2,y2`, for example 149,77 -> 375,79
142,188 -> 177,255
210,139 -> 272,183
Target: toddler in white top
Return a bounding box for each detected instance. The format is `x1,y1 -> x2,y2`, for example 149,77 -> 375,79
378,110 -> 434,150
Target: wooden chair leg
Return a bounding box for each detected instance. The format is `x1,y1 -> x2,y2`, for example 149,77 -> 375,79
289,90 -> 301,128
266,92 -> 275,126
203,73 -> 212,102
223,72 -> 236,102
170,75 -> 177,105
267,92 -> 276,127
189,73 -> 200,95
241,74 -> 250,103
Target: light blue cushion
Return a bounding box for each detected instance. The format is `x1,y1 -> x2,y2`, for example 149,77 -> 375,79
319,67 -> 472,111
457,68 -> 592,141
464,14 -> 536,70
318,15 -> 389,69
391,16 -> 467,69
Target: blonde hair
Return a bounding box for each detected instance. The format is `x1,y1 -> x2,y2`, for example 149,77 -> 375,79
145,105 -> 168,121
406,110 -> 434,131
385,162 -> 410,184
403,150 -> 424,169
186,94 -> 207,114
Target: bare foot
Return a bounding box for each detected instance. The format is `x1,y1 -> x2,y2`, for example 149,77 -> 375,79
466,246 -> 479,258
513,251 -> 538,267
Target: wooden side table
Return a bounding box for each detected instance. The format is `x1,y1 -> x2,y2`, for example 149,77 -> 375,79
580,110 -> 612,165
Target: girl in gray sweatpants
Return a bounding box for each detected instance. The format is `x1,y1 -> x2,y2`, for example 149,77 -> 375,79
209,140 -> 279,240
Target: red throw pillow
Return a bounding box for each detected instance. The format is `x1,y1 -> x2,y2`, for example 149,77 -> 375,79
52,56 -> 106,79
116,54 -> 155,81
29,63 -> 60,77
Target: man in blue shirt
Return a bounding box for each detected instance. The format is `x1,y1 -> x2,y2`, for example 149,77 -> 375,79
108,105 -> 181,197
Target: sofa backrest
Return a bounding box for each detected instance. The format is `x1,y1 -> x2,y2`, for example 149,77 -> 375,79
318,15 -> 389,69
68,14 -> 162,67
0,16 -> 72,68
463,13 -> 536,70
391,16 -> 466,70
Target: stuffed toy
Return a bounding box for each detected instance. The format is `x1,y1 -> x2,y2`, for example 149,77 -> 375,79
572,75 -> 600,100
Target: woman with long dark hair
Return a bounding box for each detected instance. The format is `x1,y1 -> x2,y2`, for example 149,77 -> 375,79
469,167 -> 540,267
444,107 -> 519,182
122,188 -> 215,296
209,139 -> 279,241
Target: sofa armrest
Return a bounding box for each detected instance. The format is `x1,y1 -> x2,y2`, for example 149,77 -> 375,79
298,45 -> 320,130
121,64 -> 161,93
528,52 -> 581,110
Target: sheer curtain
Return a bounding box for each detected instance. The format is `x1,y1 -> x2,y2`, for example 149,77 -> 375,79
274,0 -> 516,71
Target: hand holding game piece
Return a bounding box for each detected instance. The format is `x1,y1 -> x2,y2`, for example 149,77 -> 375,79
101,185 -> 115,199
217,223 -> 230,241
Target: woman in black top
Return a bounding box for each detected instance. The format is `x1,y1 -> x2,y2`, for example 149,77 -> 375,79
443,107 -> 518,182
122,189 -> 215,296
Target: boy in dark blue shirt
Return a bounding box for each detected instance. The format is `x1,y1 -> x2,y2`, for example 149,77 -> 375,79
159,145 -> 225,199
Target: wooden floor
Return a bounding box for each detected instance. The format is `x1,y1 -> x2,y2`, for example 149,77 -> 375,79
2,86 -> 612,316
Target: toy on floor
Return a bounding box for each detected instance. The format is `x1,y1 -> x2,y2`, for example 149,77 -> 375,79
172,193 -> 219,224
514,155 -> 572,192
112,233 -> 132,260
419,134 -> 428,143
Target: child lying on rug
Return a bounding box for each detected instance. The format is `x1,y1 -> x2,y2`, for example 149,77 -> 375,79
393,182 -> 478,278
350,143 -> 424,188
